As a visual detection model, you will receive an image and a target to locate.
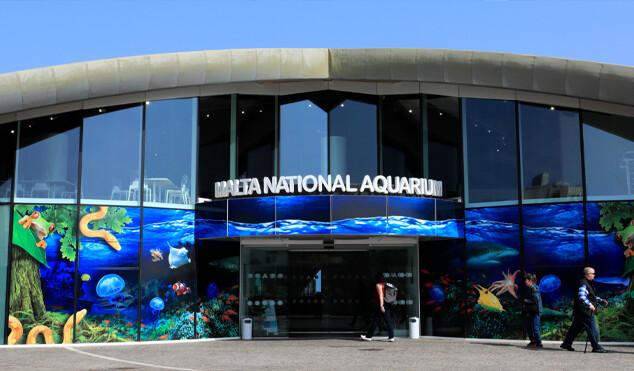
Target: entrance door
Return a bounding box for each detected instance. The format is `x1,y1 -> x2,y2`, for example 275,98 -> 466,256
241,240 -> 419,338
288,251 -> 370,335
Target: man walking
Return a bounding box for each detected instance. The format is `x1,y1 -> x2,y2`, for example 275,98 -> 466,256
560,267 -> 608,353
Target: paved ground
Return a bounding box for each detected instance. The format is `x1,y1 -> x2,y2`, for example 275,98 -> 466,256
1,337 -> 632,370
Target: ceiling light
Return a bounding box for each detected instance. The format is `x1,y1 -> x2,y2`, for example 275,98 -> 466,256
340,104 -> 344,107
10,130 -> 14,134
241,111 -> 245,114
550,106 -> 555,110
146,101 -> 150,105
439,112 -> 443,116
206,114 -> 210,118
408,109 -> 413,113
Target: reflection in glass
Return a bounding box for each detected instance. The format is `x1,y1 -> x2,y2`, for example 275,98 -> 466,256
582,111 -> 634,201
241,246 -> 289,337
237,95 -> 275,180
145,99 -> 197,209
81,106 -> 142,205
427,96 -> 462,200
330,98 -> 377,183
519,104 -> 582,203
16,113 -> 80,203
382,96 -> 422,178
198,96 -> 231,200
0,123 -> 16,202
463,99 -> 518,206
280,99 -> 327,177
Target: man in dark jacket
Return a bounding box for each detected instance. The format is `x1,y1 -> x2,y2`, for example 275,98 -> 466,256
560,267 -> 608,353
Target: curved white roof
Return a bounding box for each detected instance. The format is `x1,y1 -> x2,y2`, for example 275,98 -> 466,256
0,48 -> 633,118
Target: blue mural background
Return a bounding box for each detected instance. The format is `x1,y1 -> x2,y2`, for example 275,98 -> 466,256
141,208 -> 196,341
465,206 -> 522,339
195,196 -> 463,238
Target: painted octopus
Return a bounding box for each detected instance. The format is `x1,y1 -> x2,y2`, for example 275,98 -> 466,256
488,269 -> 520,299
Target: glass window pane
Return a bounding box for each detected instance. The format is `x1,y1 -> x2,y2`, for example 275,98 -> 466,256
0,205 -> 8,343
463,99 -> 518,206
382,95 -> 422,178
16,113 -> 80,203
237,95 -> 275,179
582,111 -> 634,201
280,99 -> 327,177
427,96 -> 462,200
144,99 -> 197,209
519,104 -> 582,203
81,106 -> 142,205
198,96 -> 231,201
0,123 -> 17,201
330,98 -> 377,183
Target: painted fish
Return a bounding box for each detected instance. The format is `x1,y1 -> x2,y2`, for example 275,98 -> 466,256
150,248 -> 164,262
464,242 -> 519,269
168,243 -> 191,269
172,281 -> 191,296
475,285 -> 504,312
81,274 -> 91,281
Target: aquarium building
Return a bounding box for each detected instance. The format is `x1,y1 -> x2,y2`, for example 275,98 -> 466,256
1,49 -> 633,344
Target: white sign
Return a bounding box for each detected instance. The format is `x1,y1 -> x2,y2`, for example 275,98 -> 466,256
214,174 -> 442,199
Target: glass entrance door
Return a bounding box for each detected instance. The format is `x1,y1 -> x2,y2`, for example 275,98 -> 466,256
288,251 -> 370,335
241,239 -> 419,338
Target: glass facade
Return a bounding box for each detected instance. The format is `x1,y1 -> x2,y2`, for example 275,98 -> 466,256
519,104 -> 583,203
0,123 -> 17,202
583,111 -> 634,201
463,99 -> 518,206
16,113 -> 80,203
280,97 -> 328,177
1,89 -> 634,344
81,106 -> 143,205
144,99 -> 197,209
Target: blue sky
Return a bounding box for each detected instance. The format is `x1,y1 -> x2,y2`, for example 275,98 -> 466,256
1,0 -> 632,74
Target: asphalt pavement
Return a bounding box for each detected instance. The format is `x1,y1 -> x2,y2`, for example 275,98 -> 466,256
1,337 -> 632,370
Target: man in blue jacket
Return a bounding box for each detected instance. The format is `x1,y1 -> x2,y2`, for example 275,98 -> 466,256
560,267 -> 608,353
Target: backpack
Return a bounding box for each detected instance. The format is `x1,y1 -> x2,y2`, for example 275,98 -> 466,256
384,282 -> 398,304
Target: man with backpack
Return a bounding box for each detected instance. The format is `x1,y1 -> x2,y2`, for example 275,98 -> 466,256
361,273 -> 396,342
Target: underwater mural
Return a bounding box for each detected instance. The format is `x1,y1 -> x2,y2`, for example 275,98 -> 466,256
419,239 -> 465,337
196,196 -> 462,238
195,240 -> 240,338
8,204 -> 80,344
523,203 -> 585,341
276,196 -> 331,235
587,201 -> 634,342
141,208 -> 196,341
78,206 -> 137,268
464,206 -> 522,339
74,268 -> 139,342
387,197 -> 435,236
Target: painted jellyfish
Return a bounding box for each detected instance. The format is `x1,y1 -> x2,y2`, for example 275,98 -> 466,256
150,297 -> 165,316
206,283 -> 219,299
539,274 -> 561,293
539,274 -> 562,302
429,285 -> 445,303
96,274 -> 126,306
